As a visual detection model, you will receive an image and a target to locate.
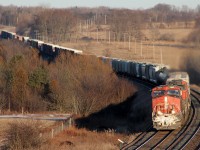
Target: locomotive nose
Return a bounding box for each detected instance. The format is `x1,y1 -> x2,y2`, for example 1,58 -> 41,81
153,96 -> 180,115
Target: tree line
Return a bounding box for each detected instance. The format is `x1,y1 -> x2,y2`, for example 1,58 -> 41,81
0,4 -> 200,42
0,39 -> 135,115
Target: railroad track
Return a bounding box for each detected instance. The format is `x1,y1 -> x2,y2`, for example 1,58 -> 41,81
121,87 -> 200,150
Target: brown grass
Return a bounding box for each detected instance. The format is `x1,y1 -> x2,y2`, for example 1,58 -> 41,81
40,126 -> 128,150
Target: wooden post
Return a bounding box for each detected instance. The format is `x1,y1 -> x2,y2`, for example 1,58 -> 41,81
62,122 -> 64,131
69,118 -> 72,127
51,129 -> 54,138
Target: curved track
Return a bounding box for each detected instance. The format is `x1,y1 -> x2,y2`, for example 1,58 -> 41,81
121,85 -> 200,150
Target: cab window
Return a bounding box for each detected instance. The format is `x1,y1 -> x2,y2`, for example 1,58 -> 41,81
167,90 -> 180,97
152,90 -> 165,98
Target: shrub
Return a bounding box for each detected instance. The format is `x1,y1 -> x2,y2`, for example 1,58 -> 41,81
6,121 -> 43,150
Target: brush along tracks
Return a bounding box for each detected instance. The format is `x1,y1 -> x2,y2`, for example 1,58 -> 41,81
121,88 -> 200,150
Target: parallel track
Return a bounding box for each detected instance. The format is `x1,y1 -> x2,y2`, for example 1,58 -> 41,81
121,86 -> 200,150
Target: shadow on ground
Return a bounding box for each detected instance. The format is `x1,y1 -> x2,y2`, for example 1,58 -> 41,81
75,88 -> 152,134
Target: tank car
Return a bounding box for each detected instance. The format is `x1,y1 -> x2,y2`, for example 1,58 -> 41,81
152,72 -> 190,130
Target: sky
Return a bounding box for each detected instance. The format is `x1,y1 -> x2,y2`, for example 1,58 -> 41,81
0,0 -> 199,9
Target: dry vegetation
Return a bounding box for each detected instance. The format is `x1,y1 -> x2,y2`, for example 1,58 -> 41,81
5,121 -> 42,150
0,119 -> 56,149
0,40 -> 135,115
0,3 -> 200,149
39,126 -> 127,150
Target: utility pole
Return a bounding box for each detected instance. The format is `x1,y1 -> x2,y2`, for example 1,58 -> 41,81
105,30 -> 107,42
105,14 -> 107,24
34,30 -> 39,39
140,41 -> 143,57
85,20 -> 87,29
124,34 -> 126,48
160,48 -> 163,64
129,35 -> 131,50
87,19 -> 89,29
109,31 -> 111,44
89,19 -> 91,27
113,33 -> 116,43
134,39 -> 136,54
97,28 -> 99,42
153,42 -> 155,62
80,22 -> 82,33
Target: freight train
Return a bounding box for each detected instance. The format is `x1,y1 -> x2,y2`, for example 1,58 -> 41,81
0,30 -> 83,56
0,29 -> 170,84
152,72 -> 190,130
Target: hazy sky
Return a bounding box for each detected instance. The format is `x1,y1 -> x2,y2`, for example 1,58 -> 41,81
0,0 -> 199,9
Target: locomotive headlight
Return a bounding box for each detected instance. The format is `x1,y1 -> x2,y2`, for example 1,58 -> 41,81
157,110 -> 163,115
171,110 -> 175,114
